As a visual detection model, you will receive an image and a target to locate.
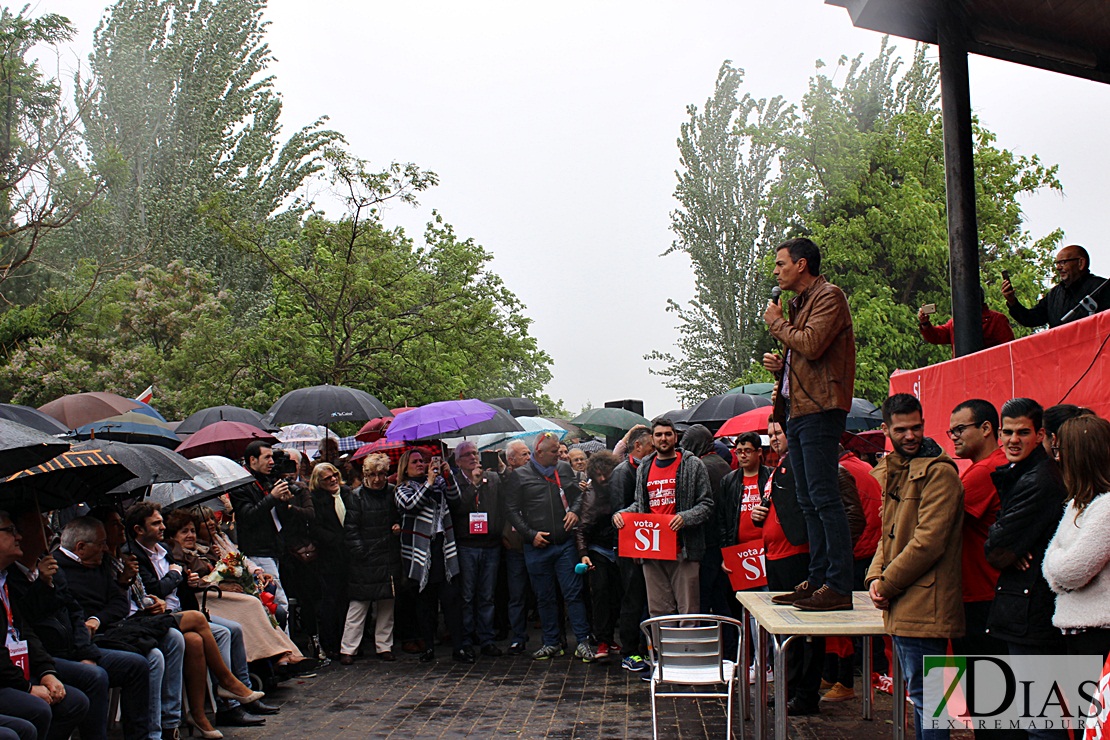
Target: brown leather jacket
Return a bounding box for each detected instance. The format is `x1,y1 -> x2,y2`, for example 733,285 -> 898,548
769,275 -> 856,420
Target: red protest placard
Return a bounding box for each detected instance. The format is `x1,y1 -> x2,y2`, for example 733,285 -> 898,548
617,513 -> 678,561
721,541 -> 767,590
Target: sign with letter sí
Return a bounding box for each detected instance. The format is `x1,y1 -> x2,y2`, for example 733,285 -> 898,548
721,541 -> 768,590
618,513 -> 677,561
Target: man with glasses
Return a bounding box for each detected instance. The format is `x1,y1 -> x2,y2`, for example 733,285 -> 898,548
452,441 -> 504,659
1002,244 -> 1109,328
984,398 -> 1068,740
946,399 -> 1010,687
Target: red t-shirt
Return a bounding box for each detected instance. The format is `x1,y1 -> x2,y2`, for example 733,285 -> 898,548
647,453 -> 680,517
840,452 -> 883,560
737,474 -> 762,545
760,473 -> 808,561
961,446 -> 1007,603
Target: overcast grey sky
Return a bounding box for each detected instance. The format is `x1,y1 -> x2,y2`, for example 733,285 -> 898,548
35,1 -> 1110,416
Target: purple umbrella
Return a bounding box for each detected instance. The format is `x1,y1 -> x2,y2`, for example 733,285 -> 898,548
386,399 -> 504,441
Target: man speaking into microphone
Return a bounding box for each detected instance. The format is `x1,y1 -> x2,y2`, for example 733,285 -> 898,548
762,237 -> 857,611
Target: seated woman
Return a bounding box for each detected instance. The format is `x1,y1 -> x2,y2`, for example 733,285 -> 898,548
164,509 -> 305,668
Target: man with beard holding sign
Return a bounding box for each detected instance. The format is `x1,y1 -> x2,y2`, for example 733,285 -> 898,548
613,418 -> 714,619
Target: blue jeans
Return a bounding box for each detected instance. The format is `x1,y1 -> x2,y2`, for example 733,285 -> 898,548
157,628 -> 184,731
504,548 -> 530,644
786,408 -> 852,595
97,647 -> 152,740
0,684 -> 88,740
459,545 -> 501,648
523,539 -> 590,646
210,617 -> 249,709
1005,641 -> 1070,740
54,659 -> 109,740
892,636 -> 950,740
0,713 -> 36,740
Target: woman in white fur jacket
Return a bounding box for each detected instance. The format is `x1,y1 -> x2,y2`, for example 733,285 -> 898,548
1043,414 -> 1110,661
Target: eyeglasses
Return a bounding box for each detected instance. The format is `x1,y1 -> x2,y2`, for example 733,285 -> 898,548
0,525 -> 18,536
945,423 -> 981,439
1054,258 -> 1081,267
320,474 -> 339,482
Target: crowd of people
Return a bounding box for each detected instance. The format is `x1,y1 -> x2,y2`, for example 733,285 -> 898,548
0,236 -> 1107,740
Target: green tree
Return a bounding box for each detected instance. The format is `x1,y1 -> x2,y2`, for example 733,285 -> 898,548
661,40 -> 1060,404
646,61 -> 794,405
210,151 -> 555,408
0,7 -> 103,303
67,0 -> 340,298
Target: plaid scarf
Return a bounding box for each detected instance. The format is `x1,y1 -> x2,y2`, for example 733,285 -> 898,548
396,475 -> 460,591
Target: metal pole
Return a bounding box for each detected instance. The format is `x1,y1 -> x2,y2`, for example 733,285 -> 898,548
938,3 -> 985,356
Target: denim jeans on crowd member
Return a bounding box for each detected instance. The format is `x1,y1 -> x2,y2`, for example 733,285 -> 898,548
0,713 -> 36,740
786,408 -> 853,595
893,636 -> 950,740
53,659 -> 110,740
458,545 -> 501,648
522,538 -> 591,647
504,548 -> 530,646
209,617 -> 250,709
0,683 -> 89,740
97,647 -> 153,740
156,628 -> 184,733
1004,641 -> 1070,740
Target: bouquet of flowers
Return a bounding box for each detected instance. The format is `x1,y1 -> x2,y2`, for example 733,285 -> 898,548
203,551 -> 258,595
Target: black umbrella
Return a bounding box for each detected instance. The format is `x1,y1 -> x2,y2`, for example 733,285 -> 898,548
427,406 -> 524,439
486,397 -> 541,418
72,440 -> 207,495
686,393 -> 772,433
846,398 -> 884,432
261,384 -> 392,427
0,404 -> 69,435
660,408 -> 693,432
0,419 -> 70,478
175,405 -> 278,435
0,448 -> 136,510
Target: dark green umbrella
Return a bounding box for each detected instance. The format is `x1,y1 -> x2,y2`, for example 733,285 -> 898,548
726,383 -> 775,398
570,408 -> 651,439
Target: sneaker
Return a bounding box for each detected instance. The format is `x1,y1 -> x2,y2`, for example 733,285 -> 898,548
595,642 -> 610,660
574,642 -> 597,663
873,672 -> 894,695
480,644 -> 503,657
771,581 -> 818,605
820,678 -> 835,692
748,665 -> 774,685
621,655 -> 647,672
532,644 -> 564,661
507,641 -> 526,655
821,682 -> 856,702
793,585 -> 853,611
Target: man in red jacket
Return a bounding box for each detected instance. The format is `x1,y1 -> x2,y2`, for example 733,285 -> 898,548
918,288 -> 1013,355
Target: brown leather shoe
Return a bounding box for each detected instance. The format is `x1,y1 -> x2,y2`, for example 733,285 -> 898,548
377,651 -> 396,662
338,654 -> 354,665
770,581 -> 817,605
793,585 -> 853,611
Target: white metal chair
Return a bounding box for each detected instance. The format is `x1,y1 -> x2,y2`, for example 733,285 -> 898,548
640,614 -> 744,739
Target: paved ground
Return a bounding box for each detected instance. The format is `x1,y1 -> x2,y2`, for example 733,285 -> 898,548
218,650 -> 913,740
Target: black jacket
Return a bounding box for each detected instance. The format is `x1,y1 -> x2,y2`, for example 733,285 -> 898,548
453,470 -> 504,549
718,465 -> 773,548
682,424 -> 735,551
1009,271 -> 1110,329
345,484 -> 401,602
125,541 -> 198,612
229,472 -> 311,559
985,446 -> 1067,645
609,458 -> 641,510
0,567 -> 57,691
8,563 -> 100,663
309,484 -> 351,577
56,549 -> 132,629
505,461 -> 582,546
575,478 -> 622,557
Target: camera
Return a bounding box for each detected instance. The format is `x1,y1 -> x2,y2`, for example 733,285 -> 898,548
272,449 -> 298,477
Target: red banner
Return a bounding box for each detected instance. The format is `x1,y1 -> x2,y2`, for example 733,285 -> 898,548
617,513 -> 678,561
721,541 -> 768,590
890,310 -> 1110,457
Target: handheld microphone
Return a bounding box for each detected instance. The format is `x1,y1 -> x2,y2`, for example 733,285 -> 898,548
770,286 -> 782,305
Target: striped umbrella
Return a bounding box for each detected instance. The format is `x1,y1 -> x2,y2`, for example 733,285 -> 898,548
0,448 -> 136,509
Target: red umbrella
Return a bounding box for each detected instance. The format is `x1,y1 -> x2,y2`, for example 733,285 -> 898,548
38,392 -> 144,429
350,438 -> 410,466
175,421 -> 279,460
715,407 -> 774,438
355,417 -> 392,443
